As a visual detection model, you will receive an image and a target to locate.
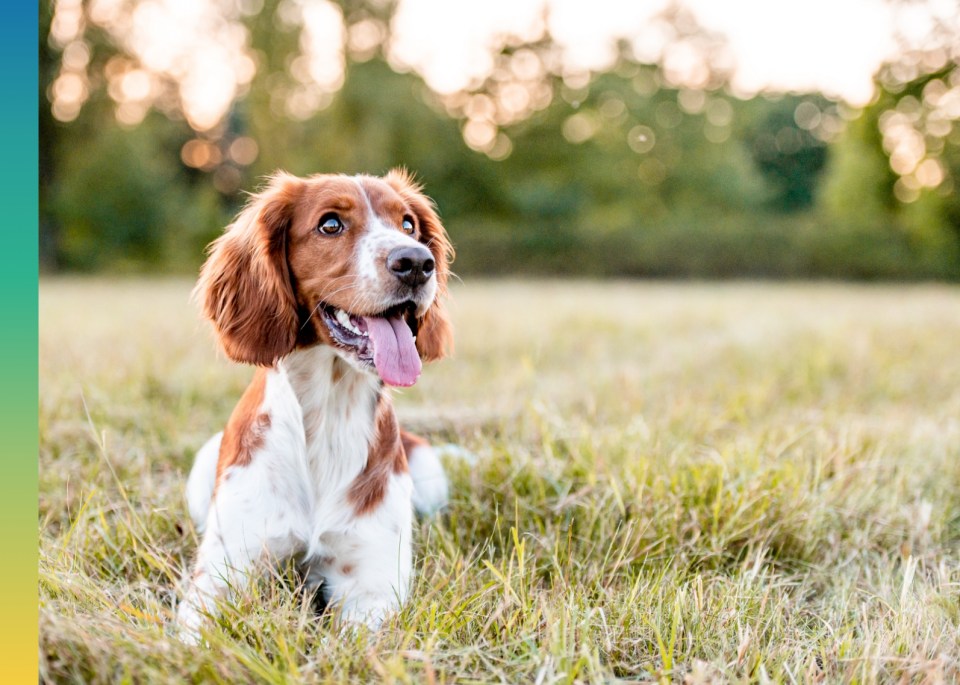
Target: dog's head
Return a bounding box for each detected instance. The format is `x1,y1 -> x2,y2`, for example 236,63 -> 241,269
195,169 -> 453,387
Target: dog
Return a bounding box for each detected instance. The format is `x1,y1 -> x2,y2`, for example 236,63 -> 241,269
176,170 -> 453,641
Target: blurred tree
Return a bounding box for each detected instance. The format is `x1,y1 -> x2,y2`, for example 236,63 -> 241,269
818,109 -> 894,231
50,121 -> 223,271
38,0 -> 960,279
39,1 -> 59,269
744,97 -> 828,211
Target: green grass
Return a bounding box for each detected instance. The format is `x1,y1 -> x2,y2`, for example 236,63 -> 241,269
40,278 -> 960,683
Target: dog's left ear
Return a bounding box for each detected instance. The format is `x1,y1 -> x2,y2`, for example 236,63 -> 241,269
385,168 -> 454,362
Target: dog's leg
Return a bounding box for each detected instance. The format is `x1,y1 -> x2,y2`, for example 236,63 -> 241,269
401,430 -> 449,515
310,475 -> 413,630
176,464 -> 305,643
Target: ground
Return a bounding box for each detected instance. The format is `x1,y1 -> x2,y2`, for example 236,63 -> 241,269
39,279 -> 960,683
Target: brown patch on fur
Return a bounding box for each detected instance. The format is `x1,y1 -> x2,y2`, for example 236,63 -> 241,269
331,356 -> 346,384
384,169 -> 455,361
284,176 -> 380,331
340,563 -> 354,576
216,369 -> 271,485
348,393 -> 408,516
400,430 -> 429,456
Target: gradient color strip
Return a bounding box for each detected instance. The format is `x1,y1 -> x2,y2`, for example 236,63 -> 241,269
2,2 -> 39,682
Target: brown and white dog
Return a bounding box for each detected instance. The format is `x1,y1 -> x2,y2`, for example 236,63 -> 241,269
177,170 -> 453,641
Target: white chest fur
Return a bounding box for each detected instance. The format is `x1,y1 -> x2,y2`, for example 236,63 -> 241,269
277,347 -> 385,541
179,345 -> 412,638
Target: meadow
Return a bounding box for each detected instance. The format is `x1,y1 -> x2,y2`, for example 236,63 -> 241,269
39,278 -> 960,683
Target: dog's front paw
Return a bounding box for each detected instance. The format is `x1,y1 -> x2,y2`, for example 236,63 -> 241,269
174,612 -> 203,645
336,593 -> 400,632
174,596 -> 209,645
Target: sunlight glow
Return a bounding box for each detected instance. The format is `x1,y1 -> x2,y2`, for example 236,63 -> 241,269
389,0 -> 546,94
48,0 -> 959,173
283,0 -> 345,120
389,0 -> 907,105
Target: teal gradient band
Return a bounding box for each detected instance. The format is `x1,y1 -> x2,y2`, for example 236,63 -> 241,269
3,2 -> 40,682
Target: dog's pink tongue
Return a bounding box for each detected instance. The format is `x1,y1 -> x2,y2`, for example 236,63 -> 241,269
363,314 -> 422,387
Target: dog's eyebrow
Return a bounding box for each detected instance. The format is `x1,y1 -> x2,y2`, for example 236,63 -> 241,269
354,177 -> 410,219
323,198 -> 357,211
305,184 -> 361,212
381,201 -> 407,217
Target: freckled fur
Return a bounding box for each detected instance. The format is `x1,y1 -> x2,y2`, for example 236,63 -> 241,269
216,368 -> 270,486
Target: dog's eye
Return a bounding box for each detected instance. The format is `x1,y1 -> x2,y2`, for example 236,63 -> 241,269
401,216 -> 415,234
318,213 -> 344,236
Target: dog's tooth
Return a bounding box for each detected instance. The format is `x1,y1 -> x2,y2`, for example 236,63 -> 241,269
336,309 -> 366,336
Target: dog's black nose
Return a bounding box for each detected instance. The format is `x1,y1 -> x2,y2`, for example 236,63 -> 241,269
387,245 -> 435,287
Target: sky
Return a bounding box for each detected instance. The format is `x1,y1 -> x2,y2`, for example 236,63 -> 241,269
49,0 -> 958,131
389,0 -> 944,105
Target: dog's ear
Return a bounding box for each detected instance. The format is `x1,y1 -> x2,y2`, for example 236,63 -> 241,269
194,173 -> 302,367
385,168 -> 454,362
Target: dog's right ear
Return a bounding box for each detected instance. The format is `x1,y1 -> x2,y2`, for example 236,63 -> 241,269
194,173 -> 303,367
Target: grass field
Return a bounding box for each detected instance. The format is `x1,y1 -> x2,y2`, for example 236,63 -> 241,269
39,279 -> 960,683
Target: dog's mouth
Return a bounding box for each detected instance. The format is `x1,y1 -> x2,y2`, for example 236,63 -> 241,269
319,301 -> 421,387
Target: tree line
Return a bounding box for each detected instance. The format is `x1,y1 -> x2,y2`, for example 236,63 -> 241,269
40,0 -> 960,279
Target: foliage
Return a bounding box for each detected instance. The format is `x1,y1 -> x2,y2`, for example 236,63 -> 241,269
39,279 -> 960,682
39,0 -> 960,278
744,98 -> 828,211
818,110 -> 895,232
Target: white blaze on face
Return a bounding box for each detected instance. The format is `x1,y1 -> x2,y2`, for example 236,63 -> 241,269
352,177 -> 438,311
338,177 -> 437,387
